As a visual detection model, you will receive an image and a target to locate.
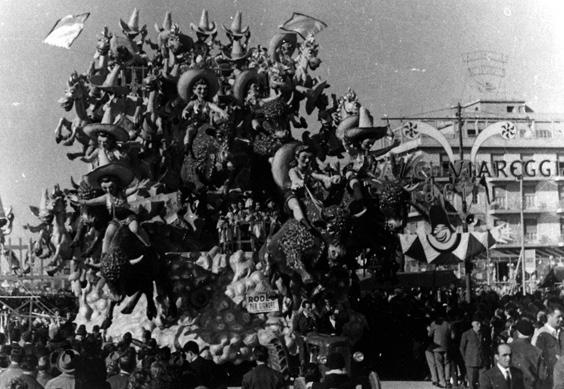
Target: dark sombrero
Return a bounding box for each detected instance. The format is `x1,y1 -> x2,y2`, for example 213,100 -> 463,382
222,11 -> 250,38
223,40 -> 252,62
190,9 -> 217,36
344,107 -> 388,142
232,69 -> 264,104
83,106 -> 129,142
268,32 -> 298,62
86,156 -> 134,189
119,8 -> 142,37
335,114 -> 359,140
177,69 -> 219,101
305,80 -> 329,115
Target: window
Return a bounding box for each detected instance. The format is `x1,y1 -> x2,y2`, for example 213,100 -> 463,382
559,184 -> 564,201
560,218 -> 564,237
507,106 -> 514,113
558,154 -> 564,176
440,154 -> 450,176
491,154 -> 505,176
523,185 -> 536,209
524,218 -> 537,241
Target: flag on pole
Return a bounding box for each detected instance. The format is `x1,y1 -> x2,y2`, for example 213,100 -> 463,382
279,12 -> 327,39
43,12 -> 90,49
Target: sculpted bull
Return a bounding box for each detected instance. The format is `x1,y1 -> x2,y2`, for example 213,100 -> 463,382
99,223 -> 178,329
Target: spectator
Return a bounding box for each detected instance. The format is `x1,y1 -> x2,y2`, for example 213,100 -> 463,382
531,303 -> 562,388
44,349 -> 79,389
460,316 -> 489,389
107,352 -> 135,389
425,310 -> 452,388
479,343 -> 524,389
17,355 -> 42,389
241,345 -> 286,389
35,354 -> 51,387
182,341 -> 222,389
0,347 -> 24,389
510,319 -> 548,389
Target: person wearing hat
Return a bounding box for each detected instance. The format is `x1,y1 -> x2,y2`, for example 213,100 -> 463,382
241,345 -> 285,389
177,69 -> 227,156
459,315 -> 491,389
286,144 -> 342,227
0,346 -> 23,388
44,349 -> 79,389
223,10 -> 250,44
190,9 -> 218,63
510,319 -> 548,389
73,151 -> 150,255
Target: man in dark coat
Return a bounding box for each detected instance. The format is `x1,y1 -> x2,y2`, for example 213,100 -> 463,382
241,345 -> 286,389
510,319 -> 548,389
107,352 -> 135,389
182,341 -> 224,389
460,316 -> 490,389
532,304 -> 563,389
479,343 -> 525,389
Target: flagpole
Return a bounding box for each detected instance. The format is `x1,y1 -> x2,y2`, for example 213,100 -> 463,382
520,176 -> 526,295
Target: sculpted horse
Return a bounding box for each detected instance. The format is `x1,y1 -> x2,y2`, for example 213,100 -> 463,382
55,72 -> 93,161
24,186 -> 78,276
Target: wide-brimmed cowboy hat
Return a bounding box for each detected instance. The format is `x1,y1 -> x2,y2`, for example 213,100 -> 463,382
232,69 -> 262,104
86,152 -> 134,189
57,349 -> 80,374
177,69 -> 219,101
119,8 -> 144,37
90,64 -> 130,96
305,80 -> 329,115
268,32 -> 298,62
335,114 -> 359,140
344,107 -> 388,142
222,11 -> 250,38
223,40 -> 251,62
83,106 -> 129,142
190,9 -> 217,36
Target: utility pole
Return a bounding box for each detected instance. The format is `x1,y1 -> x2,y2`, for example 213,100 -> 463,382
455,103 -> 472,303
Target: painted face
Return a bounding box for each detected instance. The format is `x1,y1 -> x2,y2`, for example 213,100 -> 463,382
100,176 -> 120,194
296,151 -> 314,170
97,132 -> 115,150
194,82 -> 208,100
495,344 -> 512,369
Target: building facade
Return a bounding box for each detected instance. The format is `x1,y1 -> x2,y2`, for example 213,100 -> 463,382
385,99 -> 564,287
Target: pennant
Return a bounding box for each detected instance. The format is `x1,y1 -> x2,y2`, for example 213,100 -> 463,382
43,12 -> 90,49
279,12 -> 327,39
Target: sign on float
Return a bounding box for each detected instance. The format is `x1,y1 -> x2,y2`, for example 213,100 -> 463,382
246,292 -> 280,313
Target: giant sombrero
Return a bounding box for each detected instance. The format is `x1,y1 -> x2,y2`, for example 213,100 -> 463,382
268,32 -> 298,62
344,106 -> 388,142
223,40 -> 252,62
83,106 -> 129,142
119,8 -> 143,37
222,11 -> 250,38
85,151 -> 134,189
177,69 -> 219,101
335,114 -> 359,140
232,69 -> 264,104
190,9 -> 217,36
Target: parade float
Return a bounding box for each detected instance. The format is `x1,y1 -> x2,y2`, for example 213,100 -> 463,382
21,7 -> 509,375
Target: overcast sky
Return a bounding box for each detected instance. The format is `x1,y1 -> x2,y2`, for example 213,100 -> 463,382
1,0 -> 563,236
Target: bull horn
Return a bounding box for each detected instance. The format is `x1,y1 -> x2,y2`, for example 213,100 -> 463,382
70,176 -> 80,189
129,255 -> 144,265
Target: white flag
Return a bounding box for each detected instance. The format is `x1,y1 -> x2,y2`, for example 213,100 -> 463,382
43,12 -> 90,49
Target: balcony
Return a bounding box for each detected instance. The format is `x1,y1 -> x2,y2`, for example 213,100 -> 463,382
489,196 -> 554,214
